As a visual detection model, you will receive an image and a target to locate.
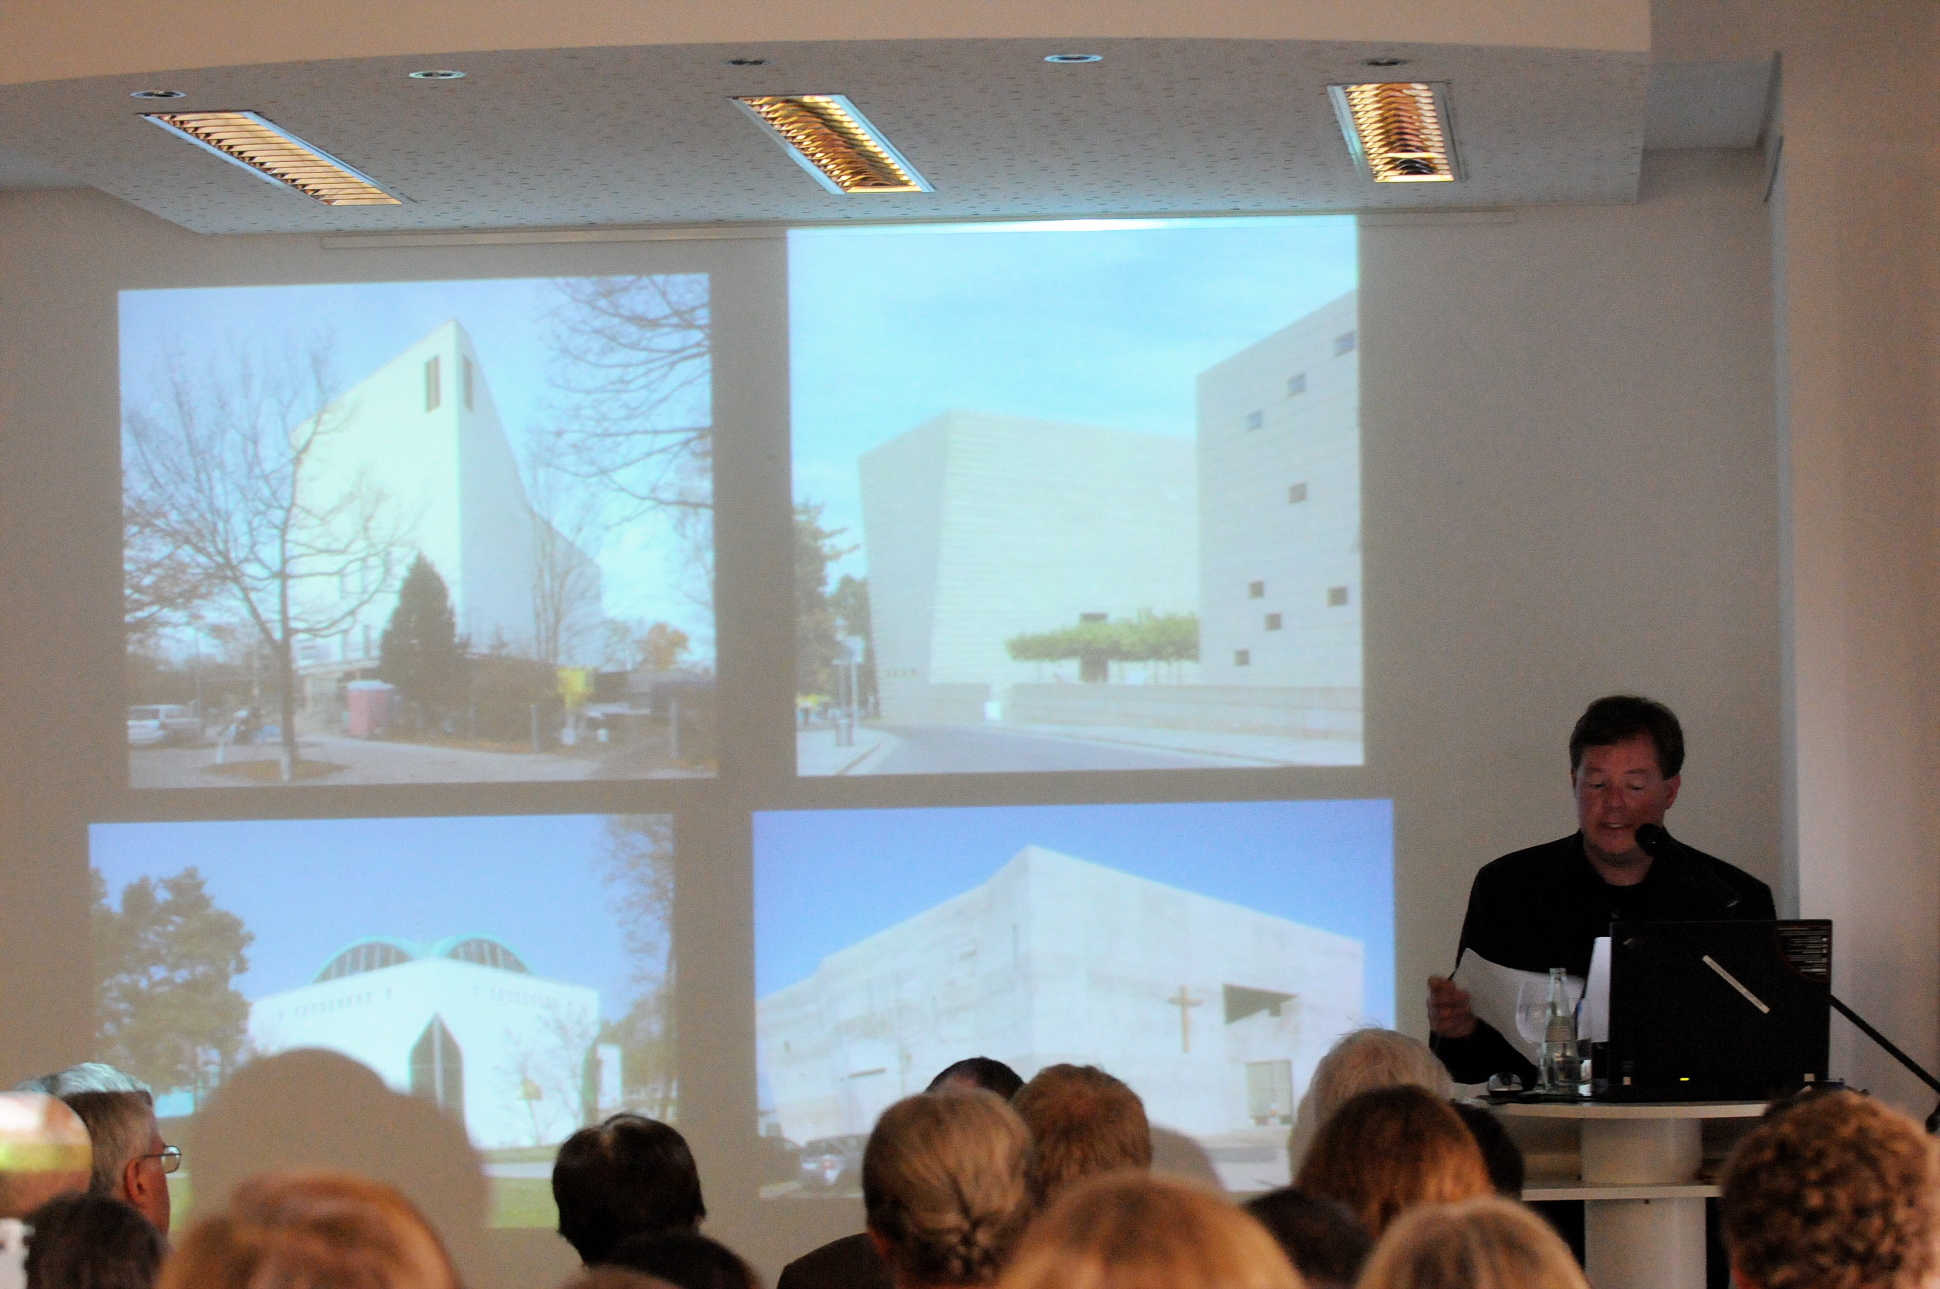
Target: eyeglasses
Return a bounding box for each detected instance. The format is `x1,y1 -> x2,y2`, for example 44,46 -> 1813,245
143,1146 -> 182,1175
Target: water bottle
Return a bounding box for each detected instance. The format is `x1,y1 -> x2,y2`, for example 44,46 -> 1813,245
1540,967 -> 1578,1093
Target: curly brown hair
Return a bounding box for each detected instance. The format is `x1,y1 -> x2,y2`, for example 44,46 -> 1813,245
1720,1091 -> 1940,1289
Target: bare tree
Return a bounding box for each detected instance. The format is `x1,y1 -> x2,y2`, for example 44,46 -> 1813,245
124,495 -> 222,646
122,341 -> 413,780
545,276 -> 713,619
524,441 -> 605,670
598,814 -> 676,1117
500,1002 -> 600,1146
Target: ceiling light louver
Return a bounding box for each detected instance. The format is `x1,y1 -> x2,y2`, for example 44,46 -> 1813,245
731,94 -> 931,194
141,110 -> 402,205
1328,82 -> 1460,183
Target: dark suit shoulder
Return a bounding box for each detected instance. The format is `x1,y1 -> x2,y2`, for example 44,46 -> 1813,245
777,1233 -> 891,1289
1471,834 -> 1584,887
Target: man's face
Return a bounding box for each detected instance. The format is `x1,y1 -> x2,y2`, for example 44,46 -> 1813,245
126,1119 -> 172,1235
1573,733 -> 1680,859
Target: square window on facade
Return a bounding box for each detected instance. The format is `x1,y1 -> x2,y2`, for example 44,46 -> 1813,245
1334,330 -> 1357,356
1288,482 -> 1308,503
1287,373 -> 1307,396
1235,649 -> 1251,666
1245,409 -> 1264,430
424,356 -> 441,412
1327,585 -> 1351,607
1265,613 -> 1283,630
1248,580 -> 1265,598
462,356 -> 475,410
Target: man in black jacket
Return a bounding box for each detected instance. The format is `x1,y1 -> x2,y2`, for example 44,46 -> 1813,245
1428,695 -> 1776,1086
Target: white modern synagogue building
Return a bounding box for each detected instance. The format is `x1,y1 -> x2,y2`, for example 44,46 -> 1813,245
247,934 -> 612,1150
852,296 -> 1361,755
757,846 -> 1364,1145
289,320 -> 604,722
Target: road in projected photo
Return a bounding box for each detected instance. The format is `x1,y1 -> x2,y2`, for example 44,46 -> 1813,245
88,813 -> 672,1228
791,218 -> 1364,776
754,800 -> 1393,1195
121,276 -> 715,788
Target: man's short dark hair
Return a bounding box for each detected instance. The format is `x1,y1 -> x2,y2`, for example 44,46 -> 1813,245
1569,695 -> 1684,778
925,1057 -> 1024,1100
1242,1188 -> 1372,1289
552,1114 -> 706,1264
24,1193 -> 162,1289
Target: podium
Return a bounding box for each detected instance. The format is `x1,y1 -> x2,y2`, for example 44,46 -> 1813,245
1498,1100 -> 1767,1289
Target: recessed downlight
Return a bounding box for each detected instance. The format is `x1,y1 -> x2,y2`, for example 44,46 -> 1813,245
408,69 -> 466,80
725,57 -> 770,67
142,110 -> 403,205
130,89 -> 186,100
1360,57 -> 1411,68
732,94 -> 931,194
1045,53 -> 1103,64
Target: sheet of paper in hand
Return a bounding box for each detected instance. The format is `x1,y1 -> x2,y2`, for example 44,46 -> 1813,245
1450,950 -> 1585,1066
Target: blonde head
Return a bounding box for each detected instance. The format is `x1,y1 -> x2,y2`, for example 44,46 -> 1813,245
1293,1085 -> 1491,1239
998,1173 -> 1304,1289
160,1170 -> 459,1289
864,1090 -> 1033,1287
1358,1198 -> 1588,1289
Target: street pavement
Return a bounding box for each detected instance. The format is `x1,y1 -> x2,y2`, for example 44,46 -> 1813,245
129,733 -> 704,788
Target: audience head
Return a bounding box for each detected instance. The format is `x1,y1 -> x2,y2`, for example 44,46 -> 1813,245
1294,1085 -> 1491,1238
1242,1189 -> 1371,1289
1449,1105 -> 1524,1198
13,1068 -> 149,1099
60,1091 -> 170,1234
925,1059 -> 1024,1102
22,1193 -> 162,1289
554,1114 -> 706,1265
1010,1066 -> 1151,1208
0,1094 -> 91,1220
160,1170 -> 458,1289
863,1090 -> 1032,1288
1000,1173 -> 1302,1289
558,1270 -> 679,1289
1296,1030 -> 1451,1140
1356,1196 -> 1589,1289
1720,1089 -> 1939,1289
603,1231 -> 756,1289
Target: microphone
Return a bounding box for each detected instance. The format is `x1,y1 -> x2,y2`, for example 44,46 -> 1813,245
1634,823 -> 1743,912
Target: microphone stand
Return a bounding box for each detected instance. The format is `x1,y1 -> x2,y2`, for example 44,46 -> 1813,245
1828,995 -> 1940,1134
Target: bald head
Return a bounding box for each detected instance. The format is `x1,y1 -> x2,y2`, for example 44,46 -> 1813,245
0,1094 -> 91,1219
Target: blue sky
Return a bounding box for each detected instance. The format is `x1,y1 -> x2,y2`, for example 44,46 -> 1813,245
789,217 -> 1358,581
119,277 -> 715,652
89,814 -> 649,1022
754,798 -> 1394,1024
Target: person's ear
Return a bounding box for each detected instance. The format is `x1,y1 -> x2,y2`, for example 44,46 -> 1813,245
120,1153 -> 149,1205
866,1226 -> 893,1262
1729,1262 -> 1760,1289
1663,773 -> 1682,810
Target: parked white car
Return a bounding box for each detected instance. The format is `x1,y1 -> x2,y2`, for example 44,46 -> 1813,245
127,704 -> 202,747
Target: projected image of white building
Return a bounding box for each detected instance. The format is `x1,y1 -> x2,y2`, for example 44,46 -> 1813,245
860,412 -> 1197,726
757,846 -> 1363,1147
293,321 -> 604,711
247,933 -> 613,1150
825,294 -> 1361,773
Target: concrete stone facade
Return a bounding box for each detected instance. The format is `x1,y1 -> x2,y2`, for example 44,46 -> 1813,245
757,845 -> 1364,1143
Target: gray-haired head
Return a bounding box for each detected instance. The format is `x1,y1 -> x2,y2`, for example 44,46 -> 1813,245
59,1092 -> 157,1199
13,1065 -> 151,1098
1287,1029 -> 1453,1171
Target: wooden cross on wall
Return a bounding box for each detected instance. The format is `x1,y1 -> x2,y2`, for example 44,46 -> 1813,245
1169,985 -> 1204,1052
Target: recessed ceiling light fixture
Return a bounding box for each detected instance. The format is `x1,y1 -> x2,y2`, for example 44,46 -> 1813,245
1360,57 -> 1411,68
141,110 -> 402,205
130,89 -> 185,99
1328,81 -> 1460,183
731,94 -> 931,194
408,69 -> 465,80
1045,53 -> 1103,63
725,57 -> 770,67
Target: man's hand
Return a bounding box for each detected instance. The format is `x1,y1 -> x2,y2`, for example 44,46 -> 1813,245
1427,975 -> 1477,1039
